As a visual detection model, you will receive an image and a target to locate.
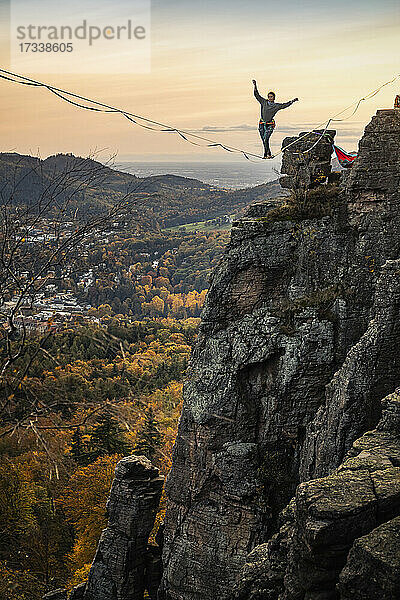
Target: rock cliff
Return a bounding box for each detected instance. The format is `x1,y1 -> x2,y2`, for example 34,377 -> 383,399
234,391 -> 400,600
48,109 -> 400,600
55,456 -> 164,600
84,456 -> 163,600
160,109 -> 400,600
49,456 -> 164,600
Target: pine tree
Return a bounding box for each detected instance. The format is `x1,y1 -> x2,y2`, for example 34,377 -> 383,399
70,428 -> 89,466
88,413 -> 131,462
134,407 -> 161,461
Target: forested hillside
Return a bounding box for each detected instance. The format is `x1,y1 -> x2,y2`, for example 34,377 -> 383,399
0,152 -> 283,598
0,152 -> 283,228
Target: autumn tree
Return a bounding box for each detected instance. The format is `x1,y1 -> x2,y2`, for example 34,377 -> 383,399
0,562 -> 45,600
0,153 -> 151,441
70,427 -> 87,466
0,459 -> 71,590
0,462 -> 36,561
59,454 -> 120,580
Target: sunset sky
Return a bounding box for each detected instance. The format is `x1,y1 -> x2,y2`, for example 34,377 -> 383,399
0,0 -> 399,163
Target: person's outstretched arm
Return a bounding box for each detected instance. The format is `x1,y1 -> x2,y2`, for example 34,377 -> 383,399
275,98 -> 299,109
252,80 -> 265,104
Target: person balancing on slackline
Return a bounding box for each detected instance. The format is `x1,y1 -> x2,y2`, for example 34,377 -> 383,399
252,79 -> 299,158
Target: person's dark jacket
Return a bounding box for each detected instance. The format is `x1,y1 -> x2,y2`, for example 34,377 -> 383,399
254,85 -> 296,122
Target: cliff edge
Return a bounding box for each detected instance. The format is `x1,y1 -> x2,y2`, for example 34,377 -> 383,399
160,109 -> 400,600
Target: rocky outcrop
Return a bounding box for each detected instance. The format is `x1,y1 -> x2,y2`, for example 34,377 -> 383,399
160,109 -> 400,600
301,109 -> 400,479
43,457 -> 163,600
300,257 -> 400,480
338,516 -> 400,599
280,129 -> 337,190
84,456 -> 163,600
234,392 -> 400,600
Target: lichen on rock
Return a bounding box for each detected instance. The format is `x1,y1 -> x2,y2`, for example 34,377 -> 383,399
84,455 -> 163,600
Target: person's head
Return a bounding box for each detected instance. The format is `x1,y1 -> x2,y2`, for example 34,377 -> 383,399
267,92 -> 276,102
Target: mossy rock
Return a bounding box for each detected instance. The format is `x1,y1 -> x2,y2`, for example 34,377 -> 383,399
256,183 -> 341,224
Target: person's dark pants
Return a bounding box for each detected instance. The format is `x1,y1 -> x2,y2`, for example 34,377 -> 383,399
258,122 -> 274,157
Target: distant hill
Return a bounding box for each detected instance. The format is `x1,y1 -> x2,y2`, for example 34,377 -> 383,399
0,152 -> 287,229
